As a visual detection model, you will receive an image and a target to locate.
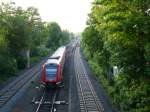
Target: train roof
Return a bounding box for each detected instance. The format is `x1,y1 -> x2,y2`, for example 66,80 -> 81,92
45,46 -> 66,65
51,46 -> 66,58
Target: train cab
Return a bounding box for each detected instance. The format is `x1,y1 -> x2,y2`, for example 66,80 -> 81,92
42,47 -> 66,87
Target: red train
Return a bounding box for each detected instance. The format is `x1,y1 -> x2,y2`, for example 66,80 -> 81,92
42,46 -> 66,87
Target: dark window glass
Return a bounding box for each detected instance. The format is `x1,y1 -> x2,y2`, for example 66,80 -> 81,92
45,64 -> 57,81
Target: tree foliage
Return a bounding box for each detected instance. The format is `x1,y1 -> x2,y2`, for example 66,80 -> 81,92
82,0 -> 150,111
46,22 -> 62,49
0,2 -> 73,82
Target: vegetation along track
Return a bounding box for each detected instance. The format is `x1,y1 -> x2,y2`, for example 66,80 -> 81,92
0,57 -> 48,108
35,89 -> 58,112
74,46 -> 104,112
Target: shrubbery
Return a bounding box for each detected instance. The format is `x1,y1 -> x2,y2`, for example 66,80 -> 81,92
0,57 -> 17,76
0,2 -> 73,82
82,0 -> 150,111
36,45 -> 51,57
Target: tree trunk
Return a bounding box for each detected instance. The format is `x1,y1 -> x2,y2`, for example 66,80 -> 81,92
26,50 -> 30,68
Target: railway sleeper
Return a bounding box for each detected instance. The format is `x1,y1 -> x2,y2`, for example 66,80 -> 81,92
34,100 -> 68,105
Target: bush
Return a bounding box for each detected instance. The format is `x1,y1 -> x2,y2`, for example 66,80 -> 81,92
31,45 -> 50,57
0,55 -> 17,82
37,45 -> 50,57
16,56 -> 27,69
82,47 -> 150,112
113,75 -> 150,112
30,56 -> 40,64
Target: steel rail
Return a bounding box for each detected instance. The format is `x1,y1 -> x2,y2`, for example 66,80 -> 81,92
0,58 -> 48,108
74,47 -> 104,112
76,71 -> 88,112
35,89 -> 58,112
50,90 -> 58,112
36,90 -> 46,112
79,52 -> 104,111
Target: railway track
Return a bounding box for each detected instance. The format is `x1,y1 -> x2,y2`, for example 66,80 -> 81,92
35,89 -> 58,112
74,46 -> 104,112
0,58 -> 48,108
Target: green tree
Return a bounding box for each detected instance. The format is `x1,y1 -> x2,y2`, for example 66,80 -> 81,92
82,0 -> 150,111
46,22 -> 62,49
0,2 -> 72,83
60,30 -> 71,45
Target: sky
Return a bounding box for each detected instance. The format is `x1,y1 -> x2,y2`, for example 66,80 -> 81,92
10,0 -> 93,33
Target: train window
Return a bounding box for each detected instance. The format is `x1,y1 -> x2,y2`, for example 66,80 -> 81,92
45,64 -> 57,81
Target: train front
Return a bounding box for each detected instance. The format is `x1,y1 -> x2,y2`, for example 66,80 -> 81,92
41,46 -> 66,87
42,60 -> 62,87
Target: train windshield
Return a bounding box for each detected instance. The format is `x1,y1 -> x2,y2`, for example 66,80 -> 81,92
45,64 -> 57,81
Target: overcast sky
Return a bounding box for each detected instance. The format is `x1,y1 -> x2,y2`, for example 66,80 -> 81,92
11,0 -> 93,33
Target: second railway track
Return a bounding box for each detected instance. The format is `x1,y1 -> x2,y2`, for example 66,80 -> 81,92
0,57 -> 48,108
74,46 -> 104,112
